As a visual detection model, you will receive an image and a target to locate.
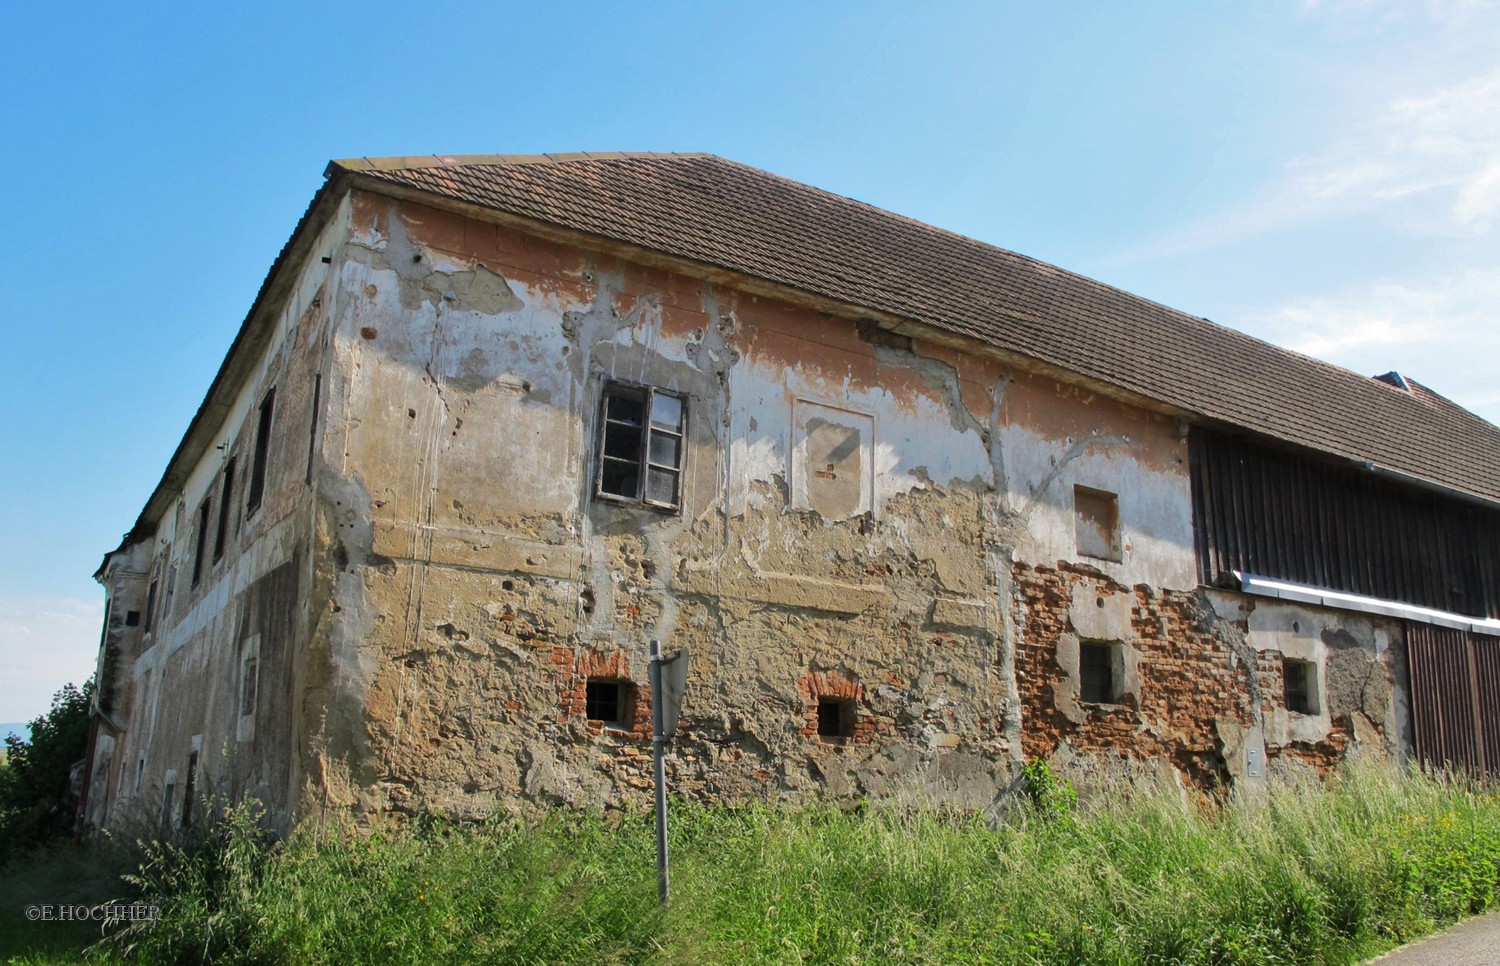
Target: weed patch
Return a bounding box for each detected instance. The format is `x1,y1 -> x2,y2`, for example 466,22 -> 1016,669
54,761 -> 1500,964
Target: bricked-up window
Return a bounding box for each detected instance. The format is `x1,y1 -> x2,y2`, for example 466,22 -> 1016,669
1075,486 -> 1122,562
191,501 -> 211,586
160,773 -> 176,834
817,698 -> 855,739
180,751 -> 198,830
1079,642 -> 1118,703
595,383 -> 686,511
246,387 -> 276,516
240,656 -> 258,716
144,578 -> 158,633
585,678 -> 635,728
213,456 -> 237,561
305,372 -> 322,485
1284,658 -> 1319,715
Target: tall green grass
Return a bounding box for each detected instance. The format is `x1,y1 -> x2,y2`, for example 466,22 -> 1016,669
91,760 -> 1500,965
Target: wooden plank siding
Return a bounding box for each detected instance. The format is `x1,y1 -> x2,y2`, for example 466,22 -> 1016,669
1407,624 -> 1500,776
1190,429 -> 1500,620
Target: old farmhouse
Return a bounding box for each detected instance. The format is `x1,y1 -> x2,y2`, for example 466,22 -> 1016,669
82,153 -> 1500,833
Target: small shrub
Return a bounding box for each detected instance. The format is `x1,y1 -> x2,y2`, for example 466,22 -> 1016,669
105,800 -> 276,964
0,680 -> 93,867
1020,756 -> 1077,825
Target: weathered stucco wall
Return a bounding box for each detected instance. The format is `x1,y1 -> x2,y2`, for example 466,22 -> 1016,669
86,198 -> 351,833
287,190 -> 1402,820
91,184 -> 1411,832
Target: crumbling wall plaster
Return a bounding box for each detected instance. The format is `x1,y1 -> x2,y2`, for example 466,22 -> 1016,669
1000,374 -> 1196,592
1246,600 -> 1404,769
1018,563 -> 1402,794
303,191 -> 1405,816
313,194 -> 1029,816
95,184 -> 1409,835
88,198 -> 351,833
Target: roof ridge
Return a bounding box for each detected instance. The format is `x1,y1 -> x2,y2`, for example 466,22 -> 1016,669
331,151 -> 715,175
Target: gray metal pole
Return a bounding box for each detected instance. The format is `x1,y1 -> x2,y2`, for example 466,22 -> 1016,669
650,639 -> 669,904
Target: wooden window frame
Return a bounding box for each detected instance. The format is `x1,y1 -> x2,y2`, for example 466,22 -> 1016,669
594,381 -> 687,512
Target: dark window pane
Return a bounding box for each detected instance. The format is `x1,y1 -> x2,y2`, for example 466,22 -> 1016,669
817,698 -> 853,738
646,467 -> 679,506
600,458 -> 640,499
603,423 -> 642,460
648,432 -> 680,468
586,679 -> 629,725
214,457 -> 237,560
606,393 -> 644,426
192,503 -> 210,586
1285,660 -> 1311,714
247,388 -> 275,514
144,580 -> 158,633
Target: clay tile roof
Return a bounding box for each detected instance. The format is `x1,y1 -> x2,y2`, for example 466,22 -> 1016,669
329,153 -> 1500,505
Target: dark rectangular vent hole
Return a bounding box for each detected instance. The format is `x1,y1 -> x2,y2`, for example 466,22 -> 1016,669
586,679 -> 631,726
817,698 -> 854,738
1080,642 -> 1115,704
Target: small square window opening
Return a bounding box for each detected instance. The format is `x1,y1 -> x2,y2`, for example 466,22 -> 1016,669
1284,658 -> 1318,715
817,697 -> 855,739
1079,641 -> 1119,704
1075,485 -> 1122,562
585,678 -> 635,728
596,382 -> 686,510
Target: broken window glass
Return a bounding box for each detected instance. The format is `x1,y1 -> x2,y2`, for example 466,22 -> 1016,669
596,382 -> 686,510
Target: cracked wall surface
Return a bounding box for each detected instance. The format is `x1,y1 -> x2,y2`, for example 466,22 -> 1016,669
86,197 -> 351,833
88,187 -> 1412,832
294,191 -> 1407,817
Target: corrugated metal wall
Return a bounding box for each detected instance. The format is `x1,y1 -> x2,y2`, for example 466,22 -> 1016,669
1407,623 -> 1500,775
1190,430 -> 1500,619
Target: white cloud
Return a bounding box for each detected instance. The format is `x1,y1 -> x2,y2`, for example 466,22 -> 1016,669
1240,267 -> 1500,422
1137,66 -> 1500,257
0,596 -> 103,724
1301,0 -> 1498,27
1453,160 -> 1500,231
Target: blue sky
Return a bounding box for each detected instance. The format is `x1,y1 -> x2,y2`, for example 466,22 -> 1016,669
2,0 -> 1498,722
